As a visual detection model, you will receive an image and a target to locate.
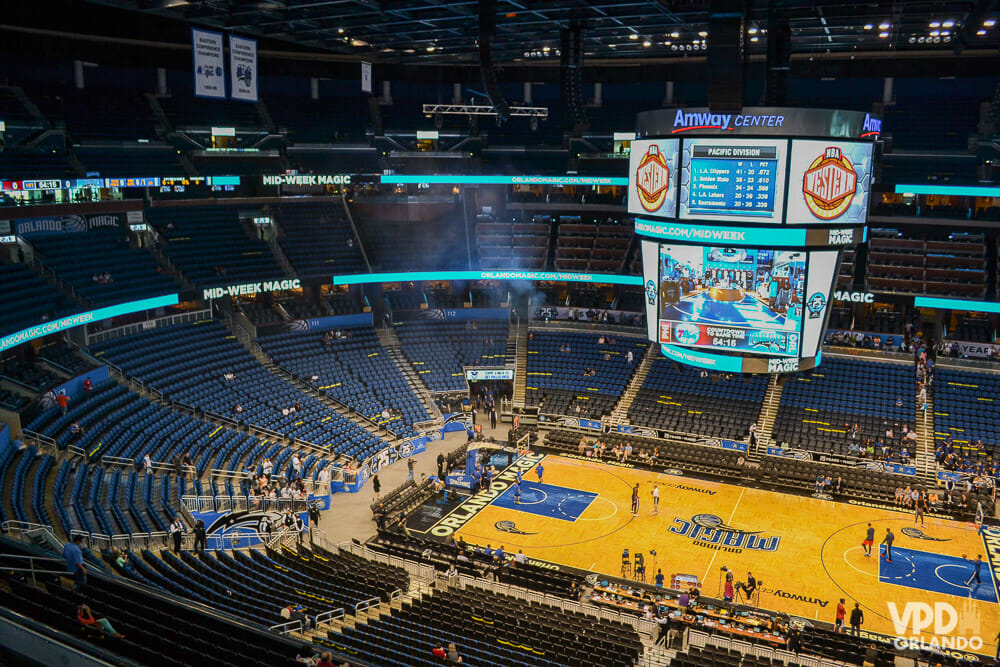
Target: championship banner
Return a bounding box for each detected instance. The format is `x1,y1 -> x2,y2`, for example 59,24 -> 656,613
361,62 -> 373,94
192,28 -> 226,99
229,35 -> 258,102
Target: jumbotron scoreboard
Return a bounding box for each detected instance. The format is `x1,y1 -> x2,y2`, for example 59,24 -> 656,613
630,107 -> 880,374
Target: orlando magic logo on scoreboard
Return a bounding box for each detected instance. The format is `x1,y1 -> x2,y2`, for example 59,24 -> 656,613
631,107 -> 879,374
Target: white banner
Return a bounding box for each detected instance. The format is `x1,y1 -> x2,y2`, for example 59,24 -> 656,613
192,28 -> 226,99
361,62 -> 372,94
229,35 -> 258,102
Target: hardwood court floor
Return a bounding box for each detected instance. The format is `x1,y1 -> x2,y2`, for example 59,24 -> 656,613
432,453 -> 996,654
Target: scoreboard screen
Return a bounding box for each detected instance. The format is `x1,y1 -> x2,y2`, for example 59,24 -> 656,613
658,244 -> 805,357
679,138 -> 787,224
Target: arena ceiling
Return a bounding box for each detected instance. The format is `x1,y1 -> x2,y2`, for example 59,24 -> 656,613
86,0 -> 999,64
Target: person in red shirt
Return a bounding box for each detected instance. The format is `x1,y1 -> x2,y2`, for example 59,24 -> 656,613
56,392 -> 70,415
83,377 -> 92,395
314,652 -> 336,667
431,642 -> 447,660
835,598 -> 846,633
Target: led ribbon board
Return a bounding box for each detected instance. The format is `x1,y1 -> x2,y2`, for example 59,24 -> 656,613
333,270 -> 643,286
0,294 -> 180,352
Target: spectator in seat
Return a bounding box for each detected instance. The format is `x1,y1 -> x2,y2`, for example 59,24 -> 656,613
77,604 -> 123,638
315,652 -> 337,667
431,642 -> 447,660
446,642 -> 463,663
56,390 -> 69,415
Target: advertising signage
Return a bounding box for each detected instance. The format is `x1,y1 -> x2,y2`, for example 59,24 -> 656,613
637,107 -> 882,140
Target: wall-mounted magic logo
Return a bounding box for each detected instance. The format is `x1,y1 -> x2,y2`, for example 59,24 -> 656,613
645,279 -> 657,305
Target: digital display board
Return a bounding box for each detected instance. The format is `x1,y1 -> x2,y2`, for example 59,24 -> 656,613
679,138 -> 787,224
786,140 -> 874,225
657,245 -> 804,357
627,139 -> 680,217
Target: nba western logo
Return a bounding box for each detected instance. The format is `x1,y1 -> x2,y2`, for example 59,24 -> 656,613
802,147 -> 857,220
636,145 -> 670,212
888,601 -> 983,653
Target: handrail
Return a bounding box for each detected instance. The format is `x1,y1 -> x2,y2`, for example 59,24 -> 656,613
353,596 -> 381,614
269,619 -> 302,635
314,607 -> 346,627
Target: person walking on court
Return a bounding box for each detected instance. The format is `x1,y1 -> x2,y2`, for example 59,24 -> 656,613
849,602 -> 864,637
513,484 -> 521,504
407,457 -> 415,481
965,554 -> 984,587
535,463 -> 544,484
651,483 -> 660,516
915,491 -> 926,526
631,483 -> 640,517
192,520 -> 206,553
862,523 -> 875,557
835,599 -> 846,633
881,528 -> 894,562
372,474 -> 381,502
489,406 -> 497,430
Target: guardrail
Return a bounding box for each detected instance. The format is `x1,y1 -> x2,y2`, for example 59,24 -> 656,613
181,494 -> 308,514
353,596 -> 381,614
268,619 -> 302,635
314,607 -> 346,628
86,308 -> 211,346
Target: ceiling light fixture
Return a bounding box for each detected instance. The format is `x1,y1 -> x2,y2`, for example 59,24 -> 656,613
670,31 -> 680,38
863,24 -> 873,30
978,28 -> 988,35
643,40 -> 652,47
985,19 -> 997,27
879,22 -> 890,30
629,33 -> 639,40
929,21 -> 940,28
698,31 -> 708,37
942,20 -> 954,28
878,31 -> 889,38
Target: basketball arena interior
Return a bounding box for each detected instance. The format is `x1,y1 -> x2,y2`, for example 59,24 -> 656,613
3,1 -> 1000,666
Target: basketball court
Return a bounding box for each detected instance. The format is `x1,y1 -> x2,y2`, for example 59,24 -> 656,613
412,453 -> 997,656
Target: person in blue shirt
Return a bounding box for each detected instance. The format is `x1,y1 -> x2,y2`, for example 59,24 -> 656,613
515,469 -> 523,488
535,464 -> 544,484
63,535 -> 86,591
655,569 -> 665,588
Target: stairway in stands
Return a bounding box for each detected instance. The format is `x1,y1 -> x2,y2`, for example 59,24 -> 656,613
916,392 -> 936,481
752,374 -> 785,458
375,326 -> 444,430
607,341 -> 657,427
511,318 -> 529,410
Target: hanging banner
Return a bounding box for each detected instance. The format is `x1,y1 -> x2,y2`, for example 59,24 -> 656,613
192,28 -> 226,99
229,35 -> 258,102
361,62 -> 373,94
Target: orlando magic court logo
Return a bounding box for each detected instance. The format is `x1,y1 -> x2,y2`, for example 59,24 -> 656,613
901,527 -> 950,542
645,279 -> 657,306
495,520 -> 536,535
806,292 -> 827,319
669,514 -> 780,552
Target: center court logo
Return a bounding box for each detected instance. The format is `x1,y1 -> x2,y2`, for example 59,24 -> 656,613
888,602 -> 982,653
668,514 -> 780,553
635,145 -> 670,212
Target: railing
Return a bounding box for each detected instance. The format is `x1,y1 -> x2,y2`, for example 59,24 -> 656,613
353,596 -> 381,614
314,607 -> 346,628
86,309 -> 211,346
269,619 -> 302,635
2,521 -> 59,547
0,553 -> 69,587
102,455 -> 135,468
181,494 -> 308,514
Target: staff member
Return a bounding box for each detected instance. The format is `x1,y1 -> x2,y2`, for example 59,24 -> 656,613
740,571 -> 757,603
881,528 -> 894,563
169,517 -> 184,553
